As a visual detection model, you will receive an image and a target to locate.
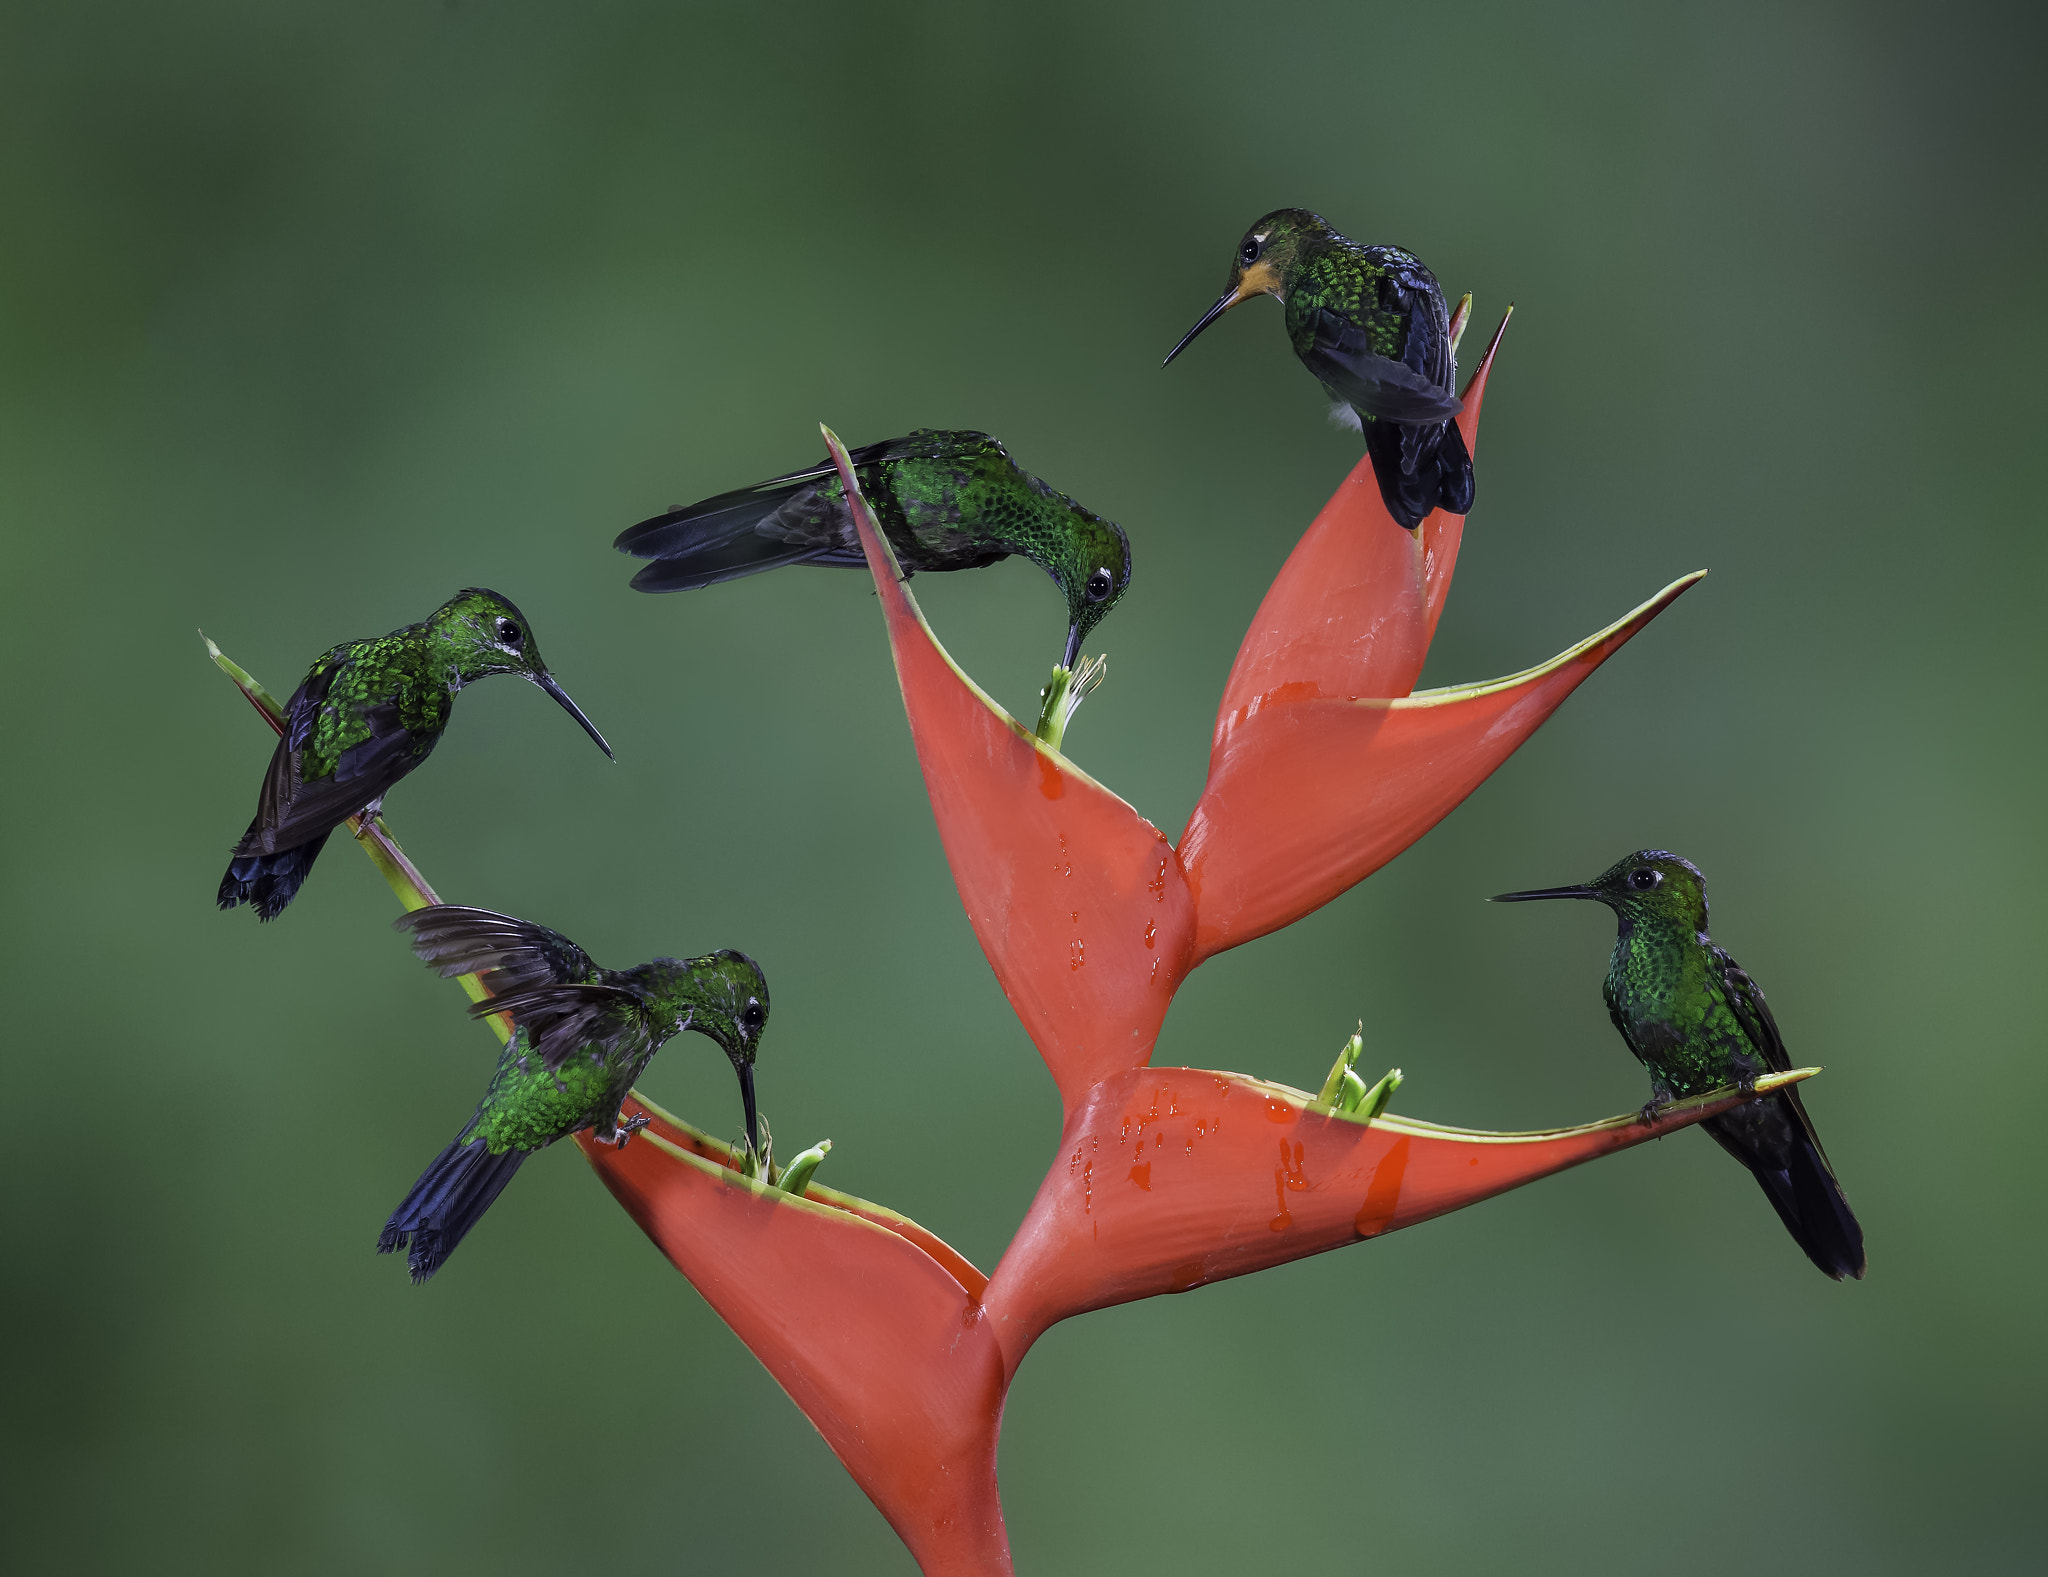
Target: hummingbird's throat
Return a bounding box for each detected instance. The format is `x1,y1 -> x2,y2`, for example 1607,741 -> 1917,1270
1234,259 -> 1282,303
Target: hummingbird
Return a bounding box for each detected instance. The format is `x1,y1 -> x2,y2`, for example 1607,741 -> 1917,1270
379,904 -> 770,1283
1163,208 -> 1474,530
1494,851 -> 1865,1280
615,429 -> 1133,668
216,589 -> 611,921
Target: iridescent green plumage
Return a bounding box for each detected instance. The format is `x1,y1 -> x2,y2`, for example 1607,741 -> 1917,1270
616,429 -> 1133,667
1495,851 -> 1865,1280
217,589 -> 611,921
378,905 -> 770,1283
1164,208 -> 1474,529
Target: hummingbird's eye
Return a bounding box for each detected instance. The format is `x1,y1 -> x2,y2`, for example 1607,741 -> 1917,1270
1086,567 -> 1114,601
1627,868 -> 1662,891
1239,237 -> 1261,267
494,617 -> 524,648
741,998 -> 765,1032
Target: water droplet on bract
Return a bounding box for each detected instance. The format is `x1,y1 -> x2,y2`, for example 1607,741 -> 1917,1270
1143,919 -> 1157,948
1070,939 -> 1085,969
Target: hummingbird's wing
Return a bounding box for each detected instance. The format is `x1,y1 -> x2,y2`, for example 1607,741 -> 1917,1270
394,905 -> 659,1072
242,663 -> 430,854
1305,308 -> 1464,425
617,432 -> 1008,587
1713,948 -> 1844,1168
1382,254 -> 1457,397
396,906 -> 600,993
477,981 -> 655,1073
1712,950 -> 1792,1076
1707,947 -> 1865,1279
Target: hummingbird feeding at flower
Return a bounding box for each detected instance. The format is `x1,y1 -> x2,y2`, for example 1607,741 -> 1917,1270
379,904 -> 770,1282
1493,851 -> 1865,1280
216,589 -> 611,921
1163,208 -> 1474,530
615,429 -> 1133,668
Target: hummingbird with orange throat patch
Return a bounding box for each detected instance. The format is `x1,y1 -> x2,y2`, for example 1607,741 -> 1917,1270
1165,208 -> 1473,530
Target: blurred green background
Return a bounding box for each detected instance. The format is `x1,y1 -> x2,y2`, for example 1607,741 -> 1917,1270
3,1 -> 2041,1571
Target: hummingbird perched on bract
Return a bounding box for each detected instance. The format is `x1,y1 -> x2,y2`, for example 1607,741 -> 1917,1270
216,589 -> 611,921
615,429 -> 1133,668
379,904 -> 770,1283
1494,851 -> 1865,1281
1163,208 -> 1474,530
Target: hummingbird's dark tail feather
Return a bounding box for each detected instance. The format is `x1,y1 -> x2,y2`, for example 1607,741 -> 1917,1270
378,1137 -> 527,1284
1360,415 -> 1475,530
217,828 -> 331,921
617,482 -> 848,592
1704,1095 -> 1866,1281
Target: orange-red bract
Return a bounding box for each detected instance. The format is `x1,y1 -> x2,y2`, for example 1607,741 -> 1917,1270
979,1067 -> 1810,1366
577,1100 -> 1012,1577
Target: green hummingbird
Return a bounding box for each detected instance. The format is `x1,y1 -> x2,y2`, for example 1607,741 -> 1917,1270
1494,851 -> 1865,1280
217,589 -> 611,921
615,429 -> 1133,668
1163,208 -> 1474,530
379,904 -> 770,1283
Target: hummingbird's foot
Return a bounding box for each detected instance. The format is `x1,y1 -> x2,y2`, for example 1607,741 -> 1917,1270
1637,1099 -> 1664,1128
598,1113 -> 650,1149
1735,1071 -> 1760,1097
350,798 -> 386,838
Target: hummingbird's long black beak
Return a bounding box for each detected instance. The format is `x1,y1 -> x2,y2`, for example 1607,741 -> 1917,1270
536,674 -> 614,759
1062,622 -> 1083,669
1490,885 -> 1597,903
737,1060 -> 759,1159
1162,288 -> 1239,367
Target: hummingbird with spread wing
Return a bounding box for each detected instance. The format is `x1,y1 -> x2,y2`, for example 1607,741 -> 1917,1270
217,589 -> 611,921
1494,851 -> 1865,1280
378,904 -> 769,1283
1165,208 -> 1473,530
616,429 -> 1132,669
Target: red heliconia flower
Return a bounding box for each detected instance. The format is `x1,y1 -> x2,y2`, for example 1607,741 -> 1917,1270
205,322 -> 1783,1575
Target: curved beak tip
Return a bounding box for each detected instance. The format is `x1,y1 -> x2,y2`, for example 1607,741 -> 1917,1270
538,674 -> 614,759
1163,289 -> 1239,367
